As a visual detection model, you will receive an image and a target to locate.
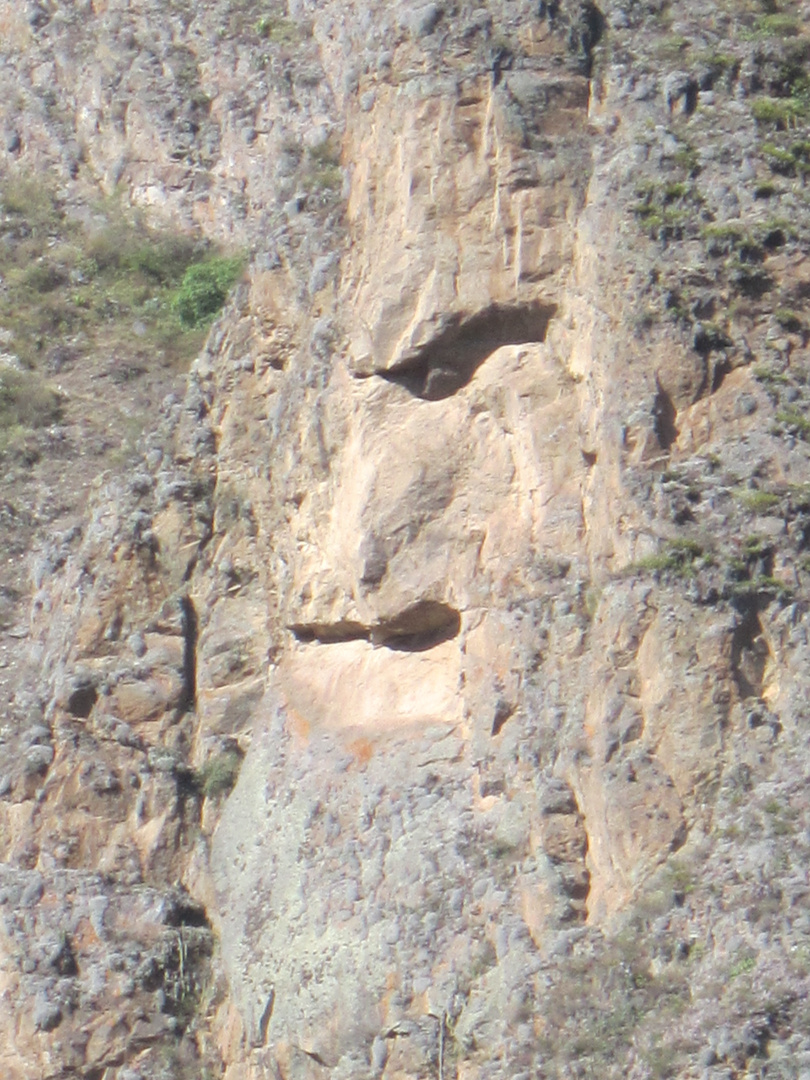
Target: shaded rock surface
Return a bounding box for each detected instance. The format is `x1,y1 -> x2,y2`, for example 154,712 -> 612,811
3,0 -> 810,1077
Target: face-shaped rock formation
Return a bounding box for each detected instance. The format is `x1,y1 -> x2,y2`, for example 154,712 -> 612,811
4,0 -> 810,1077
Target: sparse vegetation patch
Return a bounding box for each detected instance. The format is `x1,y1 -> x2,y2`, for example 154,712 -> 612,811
0,178 -> 225,371
630,538 -> 707,577
0,367 -> 62,432
195,748 -> 243,799
174,256 -> 245,328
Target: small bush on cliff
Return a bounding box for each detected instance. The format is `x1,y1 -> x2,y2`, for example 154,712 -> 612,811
757,13 -> 802,37
631,539 -> 705,577
736,488 -> 781,512
196,748 -> 242,799
174,256 -> 245,328
752,96 -> 809,128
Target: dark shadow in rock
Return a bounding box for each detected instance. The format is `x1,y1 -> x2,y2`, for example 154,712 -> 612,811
567,0 -> 605,78
373,600 -> 461,651
762,227 -> 786,251
711,357 -> 732,393
491,698 -> 514,736
67,682 -> 97,719
693,322 -> 732,358
289,620 -> 368,644
178,595 -> 198,713
290,601 -> 461,652
733,266 -> 773,298
653,382 -> 678,450
49,934 -> 78,976
379,301 -> 557,400
731,603 -> 769,700
165,895 -> 209,928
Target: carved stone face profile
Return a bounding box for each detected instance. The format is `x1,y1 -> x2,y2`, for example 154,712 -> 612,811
210,36 -> 766,1073
274,73 -> 591,738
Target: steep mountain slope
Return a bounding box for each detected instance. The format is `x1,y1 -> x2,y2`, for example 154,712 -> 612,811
2,1 -> 810,1078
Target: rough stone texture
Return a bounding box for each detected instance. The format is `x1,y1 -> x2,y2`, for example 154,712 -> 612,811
4,0 -> 810,1077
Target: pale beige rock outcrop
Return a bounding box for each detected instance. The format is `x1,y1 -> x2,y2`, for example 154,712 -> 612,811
341,77 -> 582,377
201,39 -> 757,1079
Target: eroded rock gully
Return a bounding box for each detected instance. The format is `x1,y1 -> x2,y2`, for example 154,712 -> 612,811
4,0 -> 810,1077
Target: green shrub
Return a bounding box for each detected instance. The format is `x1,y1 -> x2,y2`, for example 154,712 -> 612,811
662,182 -> 688,203
775,407 -> 810,438
753,364 -> 788,384
304,141 -> 344,194
196,749 -> 242,799
737,489 -> 781,512
701,223 -> 762,260
636,206 -> 688,240
307,141 -> 341,168
0,176 -> 61,231
728,954 -> 757,978
761,140 -> 810,176
731,575 -> 789,600
21,262 -> 68,294
762,141 -> 798,173
664,858 -> 697,897
752,96 -> 808,127
631,539 -> 705,577
694,51 -> 738,79
757,14 -> 801,36
701,223 -> 744,241
754,181 -> 777,198
128,234 -> 199,284
310,164 -> 343,192
671,144 -> 700,174
0,180 -> 224,377
742,535 -> 770,559
82,224 -> 134,273
657,34 -> 691,59
632,178 -> 701,241
174,256 -> 244,328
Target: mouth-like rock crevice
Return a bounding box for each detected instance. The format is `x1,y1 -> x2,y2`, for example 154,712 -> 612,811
290,600 -> 461,652
373,599 -> 461,650
289,620 -> 369,645
379,301 -> 557,400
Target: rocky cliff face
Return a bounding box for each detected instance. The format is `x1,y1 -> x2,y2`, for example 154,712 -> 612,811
3,0 -> 810,1077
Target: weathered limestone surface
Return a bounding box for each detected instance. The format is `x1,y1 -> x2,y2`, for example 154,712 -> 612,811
4,0 -> 810,1077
